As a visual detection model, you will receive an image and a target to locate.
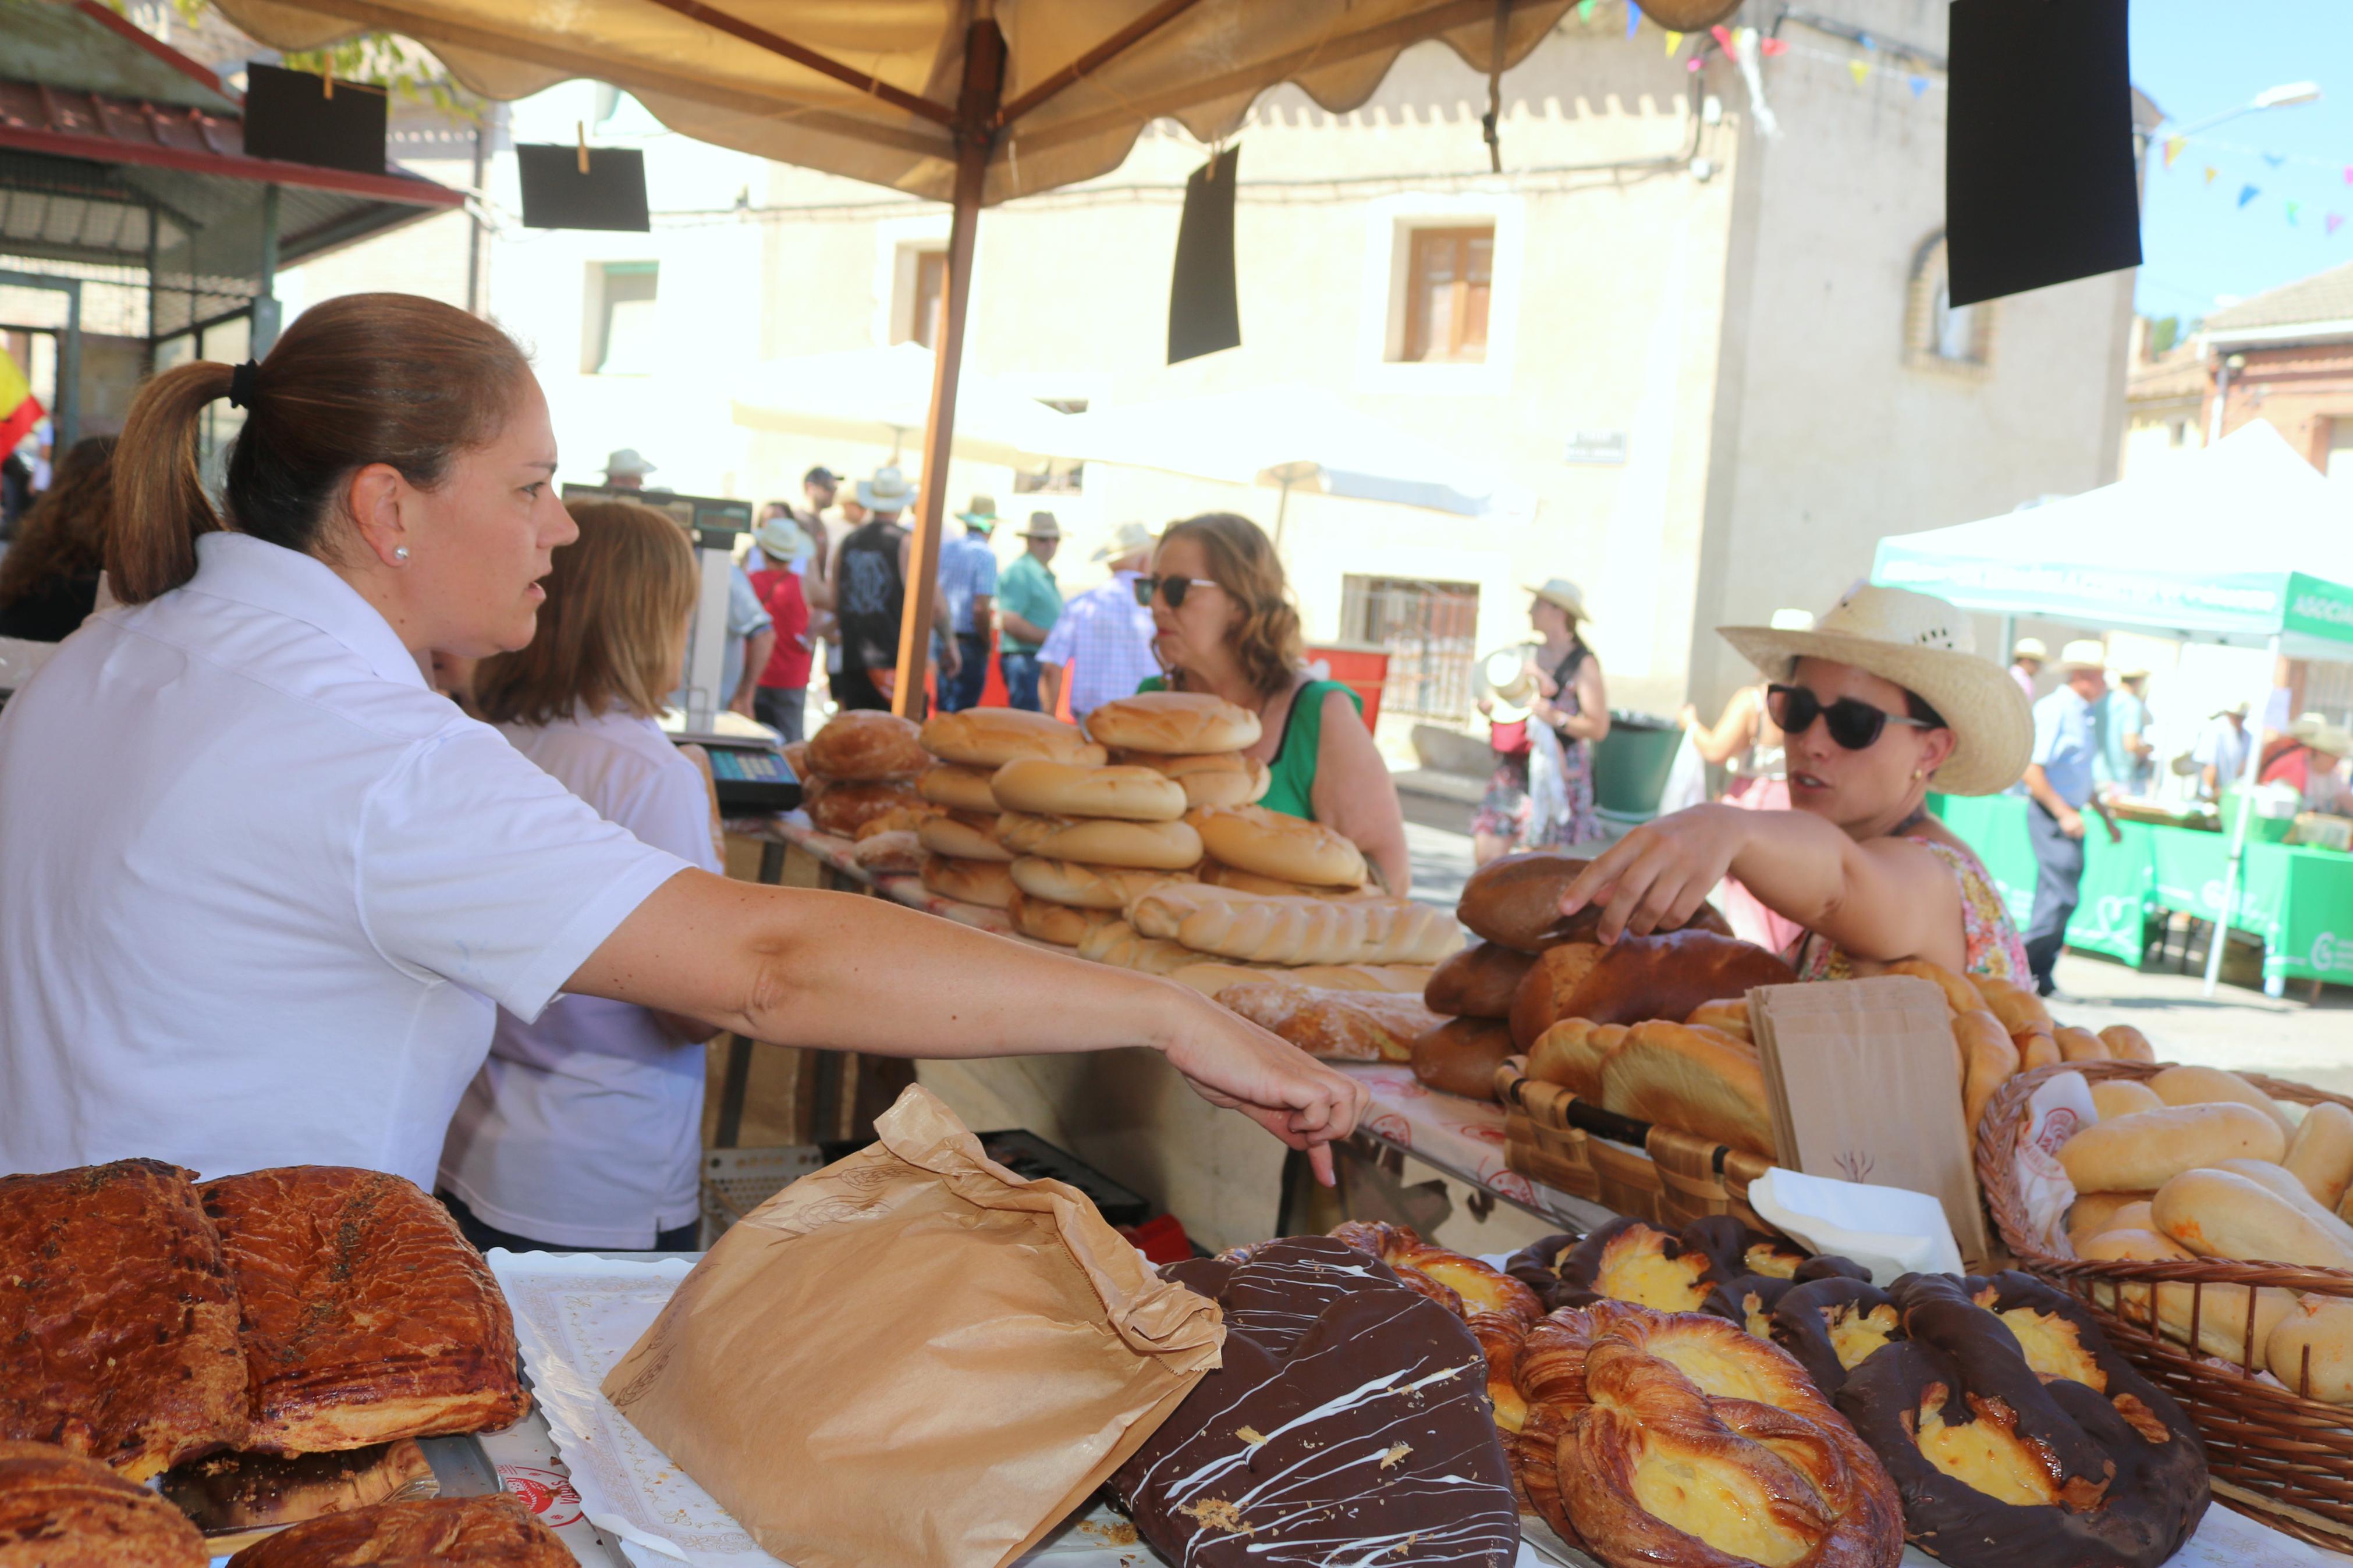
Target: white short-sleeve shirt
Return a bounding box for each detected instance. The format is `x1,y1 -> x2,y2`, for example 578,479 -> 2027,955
0,532 -> 690,1187
437,707 -> 721,1248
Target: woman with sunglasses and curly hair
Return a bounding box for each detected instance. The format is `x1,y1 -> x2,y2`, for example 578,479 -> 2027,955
1138,513 -> 1410,895
1561,586 -> 2032,982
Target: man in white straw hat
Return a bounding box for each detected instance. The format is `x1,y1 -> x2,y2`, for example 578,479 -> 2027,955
1470,578 -> 1609,863
2261,710 -> 2353,813
1038,521 -> 1158,721
2019,640 -> 2123,996
995,513 -> 1063,712
2099,662 -> 2155,800
2194,700 -> 2252,801
1562,585 -> 2035,984
2008,637 -> 2046,702
826,465 -> 954,710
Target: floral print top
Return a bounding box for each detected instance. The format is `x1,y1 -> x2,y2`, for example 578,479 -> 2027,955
1791,833 -> 2030,983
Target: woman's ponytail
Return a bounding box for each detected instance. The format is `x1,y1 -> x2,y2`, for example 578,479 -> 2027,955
108,360 -> 233,603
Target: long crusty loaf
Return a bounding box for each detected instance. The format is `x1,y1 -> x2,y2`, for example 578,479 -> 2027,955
1128,884 -> 1462,966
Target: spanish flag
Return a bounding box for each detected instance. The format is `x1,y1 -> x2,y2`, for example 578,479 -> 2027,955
0,345 -> 41,457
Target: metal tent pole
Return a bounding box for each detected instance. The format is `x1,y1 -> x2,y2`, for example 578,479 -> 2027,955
892,15 -> 1004,719
2202,632 -> 2281,995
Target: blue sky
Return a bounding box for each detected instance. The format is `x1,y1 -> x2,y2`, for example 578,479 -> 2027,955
2131,1 -> 2353,322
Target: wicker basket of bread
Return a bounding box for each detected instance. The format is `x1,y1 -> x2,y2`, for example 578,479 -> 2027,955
1977,1055 -> 2353,1550
1497,1057 -> 1776,1230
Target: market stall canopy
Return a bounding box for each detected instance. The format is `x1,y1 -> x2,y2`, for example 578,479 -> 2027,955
1050,383 -> 1533,520
1872,420 -> 2353,660
732,343 -> 1071,468
206,0 -> 1575,205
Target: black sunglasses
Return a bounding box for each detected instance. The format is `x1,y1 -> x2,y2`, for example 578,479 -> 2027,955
1766,683 -> 1933,752
1132,575 -> 1221,609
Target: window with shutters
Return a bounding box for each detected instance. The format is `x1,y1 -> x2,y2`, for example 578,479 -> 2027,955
1397,226 -> 1494,364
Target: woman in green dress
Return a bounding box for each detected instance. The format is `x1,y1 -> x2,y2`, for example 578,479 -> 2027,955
1137,513 -> 1411,894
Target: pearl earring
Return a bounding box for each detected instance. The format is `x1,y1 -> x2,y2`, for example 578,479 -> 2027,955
393,547 -> 411,561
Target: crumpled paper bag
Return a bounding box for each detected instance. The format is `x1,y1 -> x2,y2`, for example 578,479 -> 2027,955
2015,1069 -> 2099,1255
601,1085 -> 1224,1568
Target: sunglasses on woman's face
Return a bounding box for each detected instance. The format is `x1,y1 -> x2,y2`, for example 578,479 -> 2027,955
1132,575 -> 1221,610
1766,683 -> 1933,752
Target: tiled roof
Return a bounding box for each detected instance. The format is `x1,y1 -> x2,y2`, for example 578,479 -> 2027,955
2204,261 -> 2353,336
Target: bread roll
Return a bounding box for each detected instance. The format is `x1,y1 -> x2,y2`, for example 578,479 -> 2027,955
853,803 -> 941,840
1113,749 -> 1270,809
806,711 -> 927,781
1167,961 -> 1279,997
1014,816 -> 1203,870
1683,998 -> 1752,1043
1597,1021 -> 1775,1158
781,739 -> 810,781
2090,1080 -> 2166,1121
2078,1228 -> 2293,1364
1005,889 -> 1113,947
2276,1104 -> 2353,1212
2053,1025 -> 2110,1064
1422,942 -> 1538,1020
2059,1103 -> 2287,1192
1454,850 -> 1732,953
1509,943 -> 1607,1049
1128,884 -> 1461,966
919,707 -> 1105,768
2067,1191 -> 2156,1250
2154,1167 -> 2353,1271
918,853 -> 1016,909
1527,1018 -> 1630,1098
1212,981 -> 1439,1063
1558,929 -> 1797,1028
1291,963 -> 1436,993
806,779 -> 922,837
2015,1029 -> 2061,1072
1007,856 -> 1187,909
2150,1064 -> 2298,1135
1195,860 -> 1366,899
1186,804 -> 1367,889
2098,1024 -> 2157,1064
1410,1018 -> 1517,1101
850,830 -> 922,874
1882,958 -> 1978,1015
1953,1009 -> 2020,1138
988,758 -> 1186,822
1084,691 -> 1262,754
2210,1158 -> 2353,1240
2267,1296 -> 2353,1403
1968,973 -> 2052,1034
1077,919 -> 1195,976
917,815 -> 1014,862
917,763 -> 1002,814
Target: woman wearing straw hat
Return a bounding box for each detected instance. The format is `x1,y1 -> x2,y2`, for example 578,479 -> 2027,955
1470,579 -> 1609,865
1561,585 -> 2033,982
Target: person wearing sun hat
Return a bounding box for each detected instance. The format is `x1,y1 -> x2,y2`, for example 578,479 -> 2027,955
2008,636 -> 2046,702
1469,578 -> 1609,863
2015,640 -> 2123,994
1561,584 -> 2035,984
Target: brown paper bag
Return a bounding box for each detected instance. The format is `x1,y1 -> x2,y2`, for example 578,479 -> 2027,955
602,1085 -> 1223,1568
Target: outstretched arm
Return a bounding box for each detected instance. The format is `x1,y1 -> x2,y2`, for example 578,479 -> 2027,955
1558,804 -> 1968,970
1681,685 -> 1761,766
568,870 -> 1370,1178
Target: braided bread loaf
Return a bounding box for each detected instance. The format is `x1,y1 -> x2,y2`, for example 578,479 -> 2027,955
1128,884 -> 1461,966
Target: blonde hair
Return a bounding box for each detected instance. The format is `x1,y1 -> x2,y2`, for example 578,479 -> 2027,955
1155,512 -> 1303,702
474,500 -> 698,726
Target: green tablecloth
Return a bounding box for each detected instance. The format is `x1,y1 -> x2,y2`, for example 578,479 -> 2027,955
1932,794 -> 2353,986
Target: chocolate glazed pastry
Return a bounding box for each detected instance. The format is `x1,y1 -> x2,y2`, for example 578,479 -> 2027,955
1456,852 -> 1733,954
1836,1273 -> 2208,1568
1115,1236 -> 1518,1568
1768,1278 -> 1902,1396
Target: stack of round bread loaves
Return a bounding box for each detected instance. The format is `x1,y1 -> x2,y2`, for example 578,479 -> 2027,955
910,709 -> 1103,915
799,712 -> 931,838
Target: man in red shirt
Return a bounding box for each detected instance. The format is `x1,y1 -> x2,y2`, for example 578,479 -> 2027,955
747,513 -> 814,742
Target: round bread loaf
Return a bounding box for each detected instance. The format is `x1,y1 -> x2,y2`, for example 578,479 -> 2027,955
917,763 -> 1002,814
917,815 -> 1013,862
1023,816 -> 1203,871
1006,889 -> 1115,947
921,707 -> 1106,768
805,710 -> 928,781
991,758 -> 1187,822
1008,856 -> 1188,909
1456,849 -> 1731,951
1085,691 -> 1262,754
1197,859 -> 1367,899
806,779 -> 922,837
920,854 -> 1016,909
1410,1017 -> 1517,1101
1113,749 -> 1271,809
1422,941 -> 1538,1019
1188,803 -> 1366,889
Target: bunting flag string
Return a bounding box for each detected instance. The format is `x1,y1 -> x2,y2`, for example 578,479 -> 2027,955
2205,166 -> 2220,185
2157,123 -> 2353,240
1664,29 -> 1683,55
1847,58 -> 1870,86
2238,184 -> 2260,208
2164,136 -> 2184,169
1626,1 -> 1640,41
2332,214 -> 2348,236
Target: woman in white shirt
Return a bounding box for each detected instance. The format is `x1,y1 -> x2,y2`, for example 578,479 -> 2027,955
438,499 -> 718,1251
0,293 -> 1365,1192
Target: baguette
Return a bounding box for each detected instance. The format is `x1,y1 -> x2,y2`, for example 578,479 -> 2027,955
2267,1296 -> 2353,1403
1006,856 -> 1187,909
2058,1102 -> 2287,1192
915,763 -> 1002,815
1953,1009 -> 2020,1138
1005,889 -> 1113,948
1185,805 -> 1367,890
2068,1193 -> 2156,1251
1292,963 -> 1436,994
1076,919 -> 1196,976
1195,860 -> 1366,899
916,815 -> 1014,862
1422,942 -> 1538,1020
2149,1064 -> 2298,1136
2078,1228 -> 2294,1364
1127,884 -> 1461,967
2152,1167 -> 2353,1270
2090,1080 -> 2166,1121
2291,1102 -> 2353,1211
989,758 -> 1187,822
2210,1158 -> 2353,1243
1509,943 -> 1607,1049
1008,816 -> 1203,870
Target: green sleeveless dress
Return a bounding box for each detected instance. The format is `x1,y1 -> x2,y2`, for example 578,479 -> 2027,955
1137,677 -> 1361,821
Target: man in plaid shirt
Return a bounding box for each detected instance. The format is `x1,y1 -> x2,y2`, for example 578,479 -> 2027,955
1039,522 -> 1159,721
